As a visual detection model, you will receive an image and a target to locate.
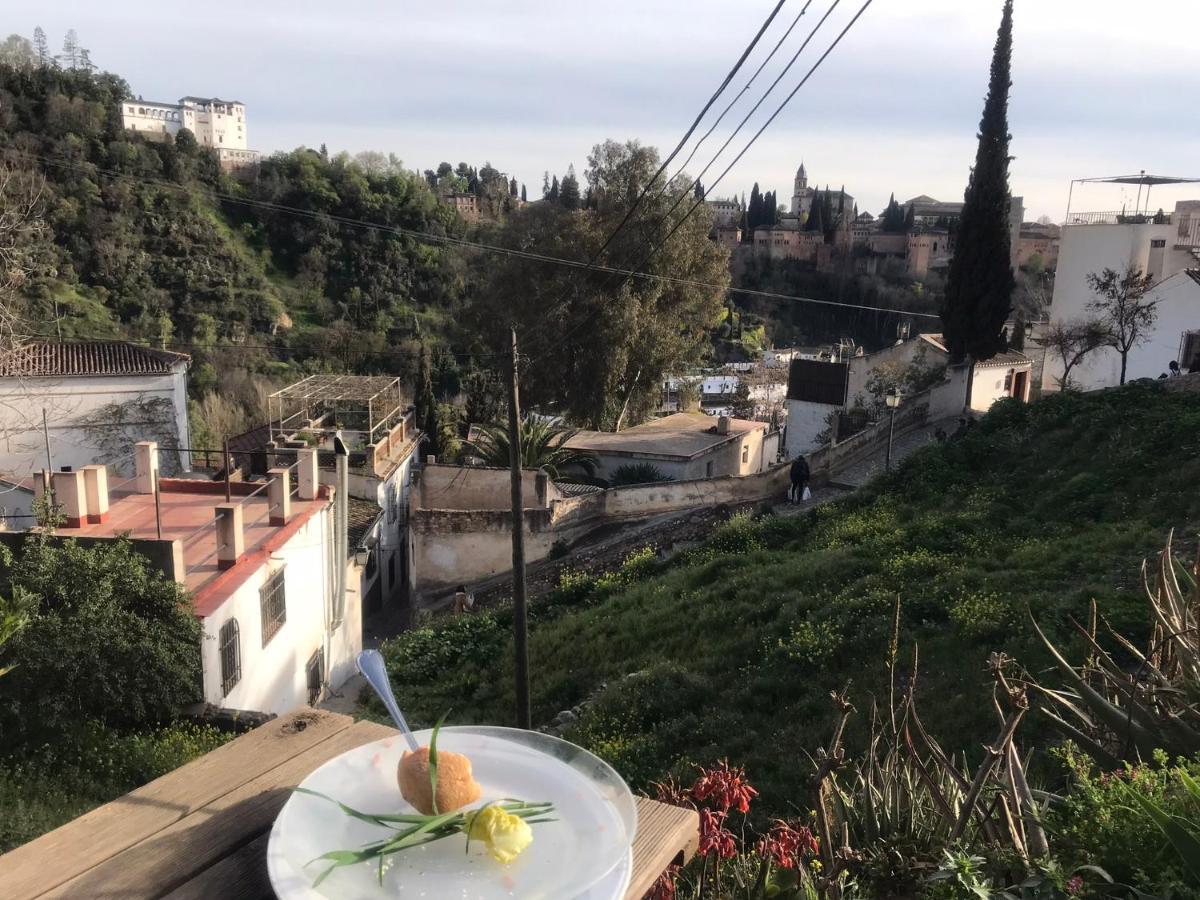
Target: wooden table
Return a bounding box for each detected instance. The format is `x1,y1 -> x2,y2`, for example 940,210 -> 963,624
0,710 -> 698,900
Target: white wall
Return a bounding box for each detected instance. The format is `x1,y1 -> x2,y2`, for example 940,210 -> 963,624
0,369 -> 190,479
783,400 -> 834,458
199,504 -> 354,715
1048,222 -> 1196,389
970,364 -> 1029,412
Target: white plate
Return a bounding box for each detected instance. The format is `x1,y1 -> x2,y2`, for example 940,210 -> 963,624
267,726 -> 638,900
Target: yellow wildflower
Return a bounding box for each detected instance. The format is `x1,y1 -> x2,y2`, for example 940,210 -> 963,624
468,805 -> 534,864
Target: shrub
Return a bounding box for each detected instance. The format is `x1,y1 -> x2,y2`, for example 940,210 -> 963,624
0,537 -> 202,748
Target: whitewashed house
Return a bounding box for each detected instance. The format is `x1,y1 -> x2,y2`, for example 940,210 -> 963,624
0,342 -> 191,480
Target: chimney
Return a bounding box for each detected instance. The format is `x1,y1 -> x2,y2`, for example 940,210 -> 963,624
135,441 -> 159,494
267,467 -> 291,526
214,503 -> 244,570
81,464 -> 110,524
51,470 -> 88,528
297,448 -> 319,500
717,415 -> 732,435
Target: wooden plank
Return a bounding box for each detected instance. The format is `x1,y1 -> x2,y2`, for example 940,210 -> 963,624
0,709 -> 354,900
160,832 -> 272,900
44,720 -> 395,899
625,798 -> 699,900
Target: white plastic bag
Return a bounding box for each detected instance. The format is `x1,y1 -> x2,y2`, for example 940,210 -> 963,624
802,486 -> 812,502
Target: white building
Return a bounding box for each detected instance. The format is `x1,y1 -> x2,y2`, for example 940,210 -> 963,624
1046,197 -> 1200,389
0,341 -> 191,481
33,444 -> 355,715
122,95 -> 259,171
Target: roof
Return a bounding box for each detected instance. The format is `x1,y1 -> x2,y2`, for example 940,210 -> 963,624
179,96 -> 243,106
553,481 -> 604,498
919,334 -> 1030,368
270,374 -> 403,405
564,413 -> 765,461
347,497 -> 383,549
1078,174 -> 1200,187
1186,270 -> 1200,288
0,342 -> 190,378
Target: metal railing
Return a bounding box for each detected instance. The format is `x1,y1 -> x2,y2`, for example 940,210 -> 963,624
1064,210 -> 1173,226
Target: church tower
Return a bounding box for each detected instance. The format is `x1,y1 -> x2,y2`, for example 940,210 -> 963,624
791,161 -> 813,217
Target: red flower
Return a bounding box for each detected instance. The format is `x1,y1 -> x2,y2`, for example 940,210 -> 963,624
756,820 -> 819,869
647,863 -> 680,900
1066,875 -> 1084,896
698,808 -> 738,859
691,760 -> 758,814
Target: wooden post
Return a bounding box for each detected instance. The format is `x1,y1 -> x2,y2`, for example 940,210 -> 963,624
223,436 -> 232,502
507,327 -> 531,730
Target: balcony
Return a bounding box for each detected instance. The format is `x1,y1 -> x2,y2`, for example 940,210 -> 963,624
1063,209 -> 1172,226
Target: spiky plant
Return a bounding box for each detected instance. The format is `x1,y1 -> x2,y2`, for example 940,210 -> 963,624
1032,530 -> 1200,767
466,417 -> 597,481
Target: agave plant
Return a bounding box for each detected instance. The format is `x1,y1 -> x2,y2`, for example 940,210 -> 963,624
1032,530 -> 1200,767
466,417 -> 597,481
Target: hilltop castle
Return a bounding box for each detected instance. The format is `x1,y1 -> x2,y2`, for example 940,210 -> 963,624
121,95 -> 259,173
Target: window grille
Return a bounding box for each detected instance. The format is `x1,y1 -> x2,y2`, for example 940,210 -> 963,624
219,619 -> 241,696
260,567 -> 287,647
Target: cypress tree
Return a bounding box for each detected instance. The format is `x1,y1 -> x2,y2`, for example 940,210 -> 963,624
416,345 -> 439,459
941,0 -> 1016,364
509,176 -> 518,197
904,203 -> 916,232
548,175 -> 559,204
694,181 -> 704,200
748,183 -> 762,232
521,183 -> 527,202
806,194 -> 824,234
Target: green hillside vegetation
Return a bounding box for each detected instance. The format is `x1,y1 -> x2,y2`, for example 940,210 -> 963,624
375,383 -> 1200,894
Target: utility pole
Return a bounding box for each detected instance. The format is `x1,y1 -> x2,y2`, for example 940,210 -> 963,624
507,326 -> 531,729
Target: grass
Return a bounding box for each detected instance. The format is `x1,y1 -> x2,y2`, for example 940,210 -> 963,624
374,383 -> 1200,818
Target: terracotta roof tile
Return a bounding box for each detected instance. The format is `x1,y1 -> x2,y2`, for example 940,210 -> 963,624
0,342 -> 190,377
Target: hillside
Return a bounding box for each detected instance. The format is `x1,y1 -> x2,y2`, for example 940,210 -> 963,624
0,63 -> 467,400
377,381 -> 1200,796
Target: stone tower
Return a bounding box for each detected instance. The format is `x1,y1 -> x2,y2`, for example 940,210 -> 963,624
791,161 -> 814,217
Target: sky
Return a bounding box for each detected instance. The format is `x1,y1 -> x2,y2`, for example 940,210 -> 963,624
9,0 -> 1200,221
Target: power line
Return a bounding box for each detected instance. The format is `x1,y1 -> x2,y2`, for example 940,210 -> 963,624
526,0 -> 789,330
525,0 -> 881,367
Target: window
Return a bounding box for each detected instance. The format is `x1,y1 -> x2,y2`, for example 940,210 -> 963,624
705,461 -> 714,477
1150,239 -> 1166,248
260,567 -> 286,646
742,445 -> 749,464
306,647 -> 325,705
219,619 -> 241,696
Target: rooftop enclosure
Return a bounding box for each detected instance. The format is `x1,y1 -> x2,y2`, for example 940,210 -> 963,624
266,375 -> 415,478
1064,176 -> 1200,246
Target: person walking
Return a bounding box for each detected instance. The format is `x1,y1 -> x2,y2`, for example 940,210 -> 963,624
453,584 -> 472,614
789,455 -> 811,504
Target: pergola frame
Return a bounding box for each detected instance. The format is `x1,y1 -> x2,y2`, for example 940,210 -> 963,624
1064,172 -> 1200,223
268,375 -> 405,448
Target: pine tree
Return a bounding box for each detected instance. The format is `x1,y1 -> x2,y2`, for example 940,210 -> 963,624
33,27 -> 49,66
78,47 -> 93,72
940,0 -> 1016,364
521,183 -> 527,203
548,175 -> 559,205
559,165 -> 581,210
542,171 -> 551,198
60,29 -> 80,69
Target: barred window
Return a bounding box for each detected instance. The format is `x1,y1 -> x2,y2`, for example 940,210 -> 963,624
219,619 -> 241,696
306,647 -> 325,706
260,567 -> 287,647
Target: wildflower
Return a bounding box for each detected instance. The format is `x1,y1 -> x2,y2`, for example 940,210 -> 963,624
467,805 -> 534,864
647,863 -> 681,900
756,820 -> 819,869
697,808 -> 737,859
691,760 -> 758,814
1066,875 -> 1084,895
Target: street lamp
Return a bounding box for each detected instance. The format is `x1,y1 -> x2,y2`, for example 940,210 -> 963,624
884,389 -> 902,471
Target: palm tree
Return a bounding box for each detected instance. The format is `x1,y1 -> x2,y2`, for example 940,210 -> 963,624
466,417 -> 597,480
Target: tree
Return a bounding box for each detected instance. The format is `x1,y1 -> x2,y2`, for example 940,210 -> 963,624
940,0 -> 1016,365
559,165 -> 581,210
520,183 -> 527,203
466,418 -> 597,480
60,29 -> 81,69
903,203 -> 916,233
1039,319 -> 1110,389
548,175 -> 559,205
0,536 -> 202,746
1086,265 -> 1158,384
32,26 -> 49,66
731,381 -> 755,419
472,139 -> 729,429
509,176 -> 518,198
805,193 -> 824,233
881,194 -> 905,233
415,344 -> 439,459
0,34 -> 36,69
748,183 -> 763,233
463,367 -> 505,428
